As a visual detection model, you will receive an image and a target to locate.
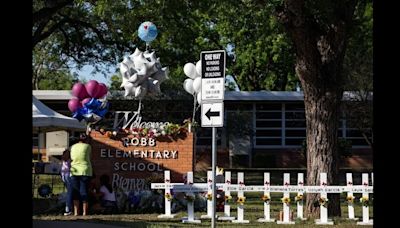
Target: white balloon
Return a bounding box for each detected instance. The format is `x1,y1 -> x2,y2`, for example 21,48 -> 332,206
197,92 -> 202,105
143,51 -> 157,63
120,62 -> 129,76
151,67 -> 168,83
183,78 -> 194,95
184,63 -> 197,79
147,78 -> 161,94
131,48 -> 142,58
195,60 -> 202,77
123,83 -> 135,96
128,73 -> 138,83
192,77 -> 202,93
135,85 -> 147,99
122,57 -> 135,70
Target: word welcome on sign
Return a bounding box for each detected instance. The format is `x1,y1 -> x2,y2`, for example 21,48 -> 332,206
113,111 -> 169,130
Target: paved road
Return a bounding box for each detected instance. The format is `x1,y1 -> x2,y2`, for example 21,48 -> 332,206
32,220 -> 127,228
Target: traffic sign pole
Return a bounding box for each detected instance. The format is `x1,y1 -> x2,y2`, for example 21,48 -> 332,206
200,50 -> 226,228
211,127 -> 217,228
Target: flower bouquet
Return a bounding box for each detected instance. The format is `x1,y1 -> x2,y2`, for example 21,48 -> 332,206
359,196 -> 369,207
281,196 -> 291,205
319,196 -> 329,207
165,192 -> 173,201
295,194 -> 303,203
237,196 -> 246,205
261,194 -> 271,203
346,195 -> 355,204
225,195 -> 232,202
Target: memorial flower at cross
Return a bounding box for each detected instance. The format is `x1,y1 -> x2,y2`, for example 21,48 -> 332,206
281,196 -> 291,205
360,196 -> 369,207
206,193 -> 212,201
261,194 -> 271,203
295,194 -> 303,203
225,195 -> 232,202
165,192 -> 173,201
346,195 -> 355,204
237,196 -> 246,205
319,196 -> 329,207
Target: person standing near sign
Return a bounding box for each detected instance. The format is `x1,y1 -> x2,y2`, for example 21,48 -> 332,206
70,133 -> 93,216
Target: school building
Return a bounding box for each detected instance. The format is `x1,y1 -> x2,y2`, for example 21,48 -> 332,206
33,90 -> 372,172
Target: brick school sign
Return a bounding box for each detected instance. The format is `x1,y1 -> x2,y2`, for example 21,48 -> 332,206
89,129 -> 194,193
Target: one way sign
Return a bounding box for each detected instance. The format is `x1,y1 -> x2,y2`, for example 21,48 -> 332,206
201,102 -> 224,127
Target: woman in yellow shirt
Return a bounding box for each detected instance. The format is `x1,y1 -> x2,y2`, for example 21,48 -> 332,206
70,133 -> 93,216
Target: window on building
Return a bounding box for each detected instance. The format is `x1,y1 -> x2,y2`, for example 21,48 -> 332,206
284,103 -> 306,147
255,103 -> 282,147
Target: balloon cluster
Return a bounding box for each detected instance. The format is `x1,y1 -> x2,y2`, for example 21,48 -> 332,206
68,80 -> 109,124
183,60 -> 202,104
119,48 -> 168,99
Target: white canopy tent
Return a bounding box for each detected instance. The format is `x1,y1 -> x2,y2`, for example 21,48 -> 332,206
33,95 -> 86,131
32,95 -> 85,160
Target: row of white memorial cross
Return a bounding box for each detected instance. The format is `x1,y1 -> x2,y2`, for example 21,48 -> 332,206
151,170 -> 373,225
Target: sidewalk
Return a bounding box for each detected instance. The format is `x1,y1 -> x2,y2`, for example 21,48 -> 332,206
33,220 -> 127,228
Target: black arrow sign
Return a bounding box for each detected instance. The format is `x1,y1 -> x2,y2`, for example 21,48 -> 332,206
205,108 -> 220,120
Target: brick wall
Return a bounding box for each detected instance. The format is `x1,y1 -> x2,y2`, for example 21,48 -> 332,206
89,131 -> 194,192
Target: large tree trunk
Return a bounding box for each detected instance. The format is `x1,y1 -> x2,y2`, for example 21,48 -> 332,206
276,0 -> 357,218
303,82 -> 342,218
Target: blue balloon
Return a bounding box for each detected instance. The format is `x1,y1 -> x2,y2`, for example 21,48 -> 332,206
85,98 -> 102,110
96,103 -> 109,116
72,98 -> 109,124
72,109 -> 84,121
138,21 -> 158,42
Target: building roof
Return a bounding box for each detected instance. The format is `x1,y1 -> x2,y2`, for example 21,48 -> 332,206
32,90 -> 372,101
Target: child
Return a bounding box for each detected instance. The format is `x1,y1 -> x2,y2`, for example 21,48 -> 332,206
61,149 -> 73,215
99,174 -> 118,214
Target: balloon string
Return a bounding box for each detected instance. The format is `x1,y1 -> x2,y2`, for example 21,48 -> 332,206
137,99 -> 142,116
192,94 -> 196,124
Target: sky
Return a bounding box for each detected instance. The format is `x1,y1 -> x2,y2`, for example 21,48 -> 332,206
73,65 -> 115,86
75,65 -> 241,90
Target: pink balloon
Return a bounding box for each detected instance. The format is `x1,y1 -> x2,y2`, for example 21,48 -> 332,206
81,98 -> 91,106
95,83 -> 108,98
85,80 -> 99,98
71,83 -> 89,100
68,98 -> 82,112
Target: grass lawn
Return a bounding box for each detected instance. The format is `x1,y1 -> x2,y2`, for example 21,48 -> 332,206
33,197 -> 372,227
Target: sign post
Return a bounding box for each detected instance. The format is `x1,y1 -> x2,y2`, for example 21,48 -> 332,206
200,50 -> 226,228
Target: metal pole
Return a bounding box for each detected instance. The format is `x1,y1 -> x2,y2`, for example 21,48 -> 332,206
211,127 -> 217,228
37,128 -> 41,161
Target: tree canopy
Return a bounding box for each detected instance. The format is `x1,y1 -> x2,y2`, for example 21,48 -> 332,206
33,0 -> 371,93
33,0 -> 299,91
